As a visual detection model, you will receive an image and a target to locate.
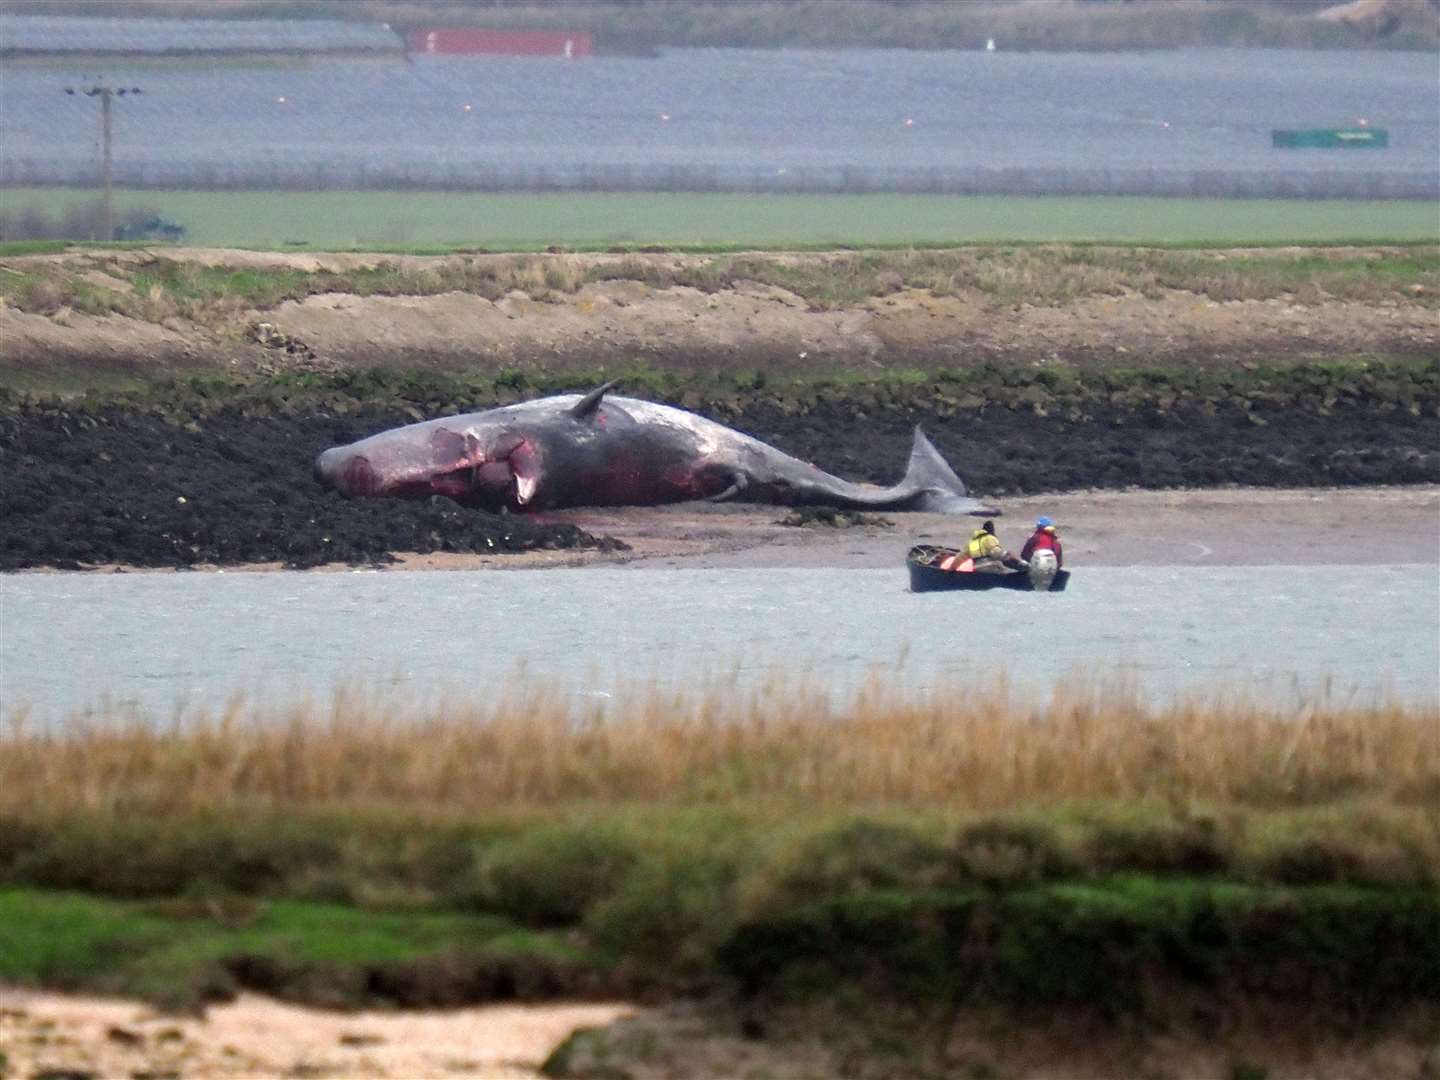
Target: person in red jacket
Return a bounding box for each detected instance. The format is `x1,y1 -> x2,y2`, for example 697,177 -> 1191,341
1021,516 -> 1063,568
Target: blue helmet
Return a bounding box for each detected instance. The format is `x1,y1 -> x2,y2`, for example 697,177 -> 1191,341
1036,516 -> 1053,527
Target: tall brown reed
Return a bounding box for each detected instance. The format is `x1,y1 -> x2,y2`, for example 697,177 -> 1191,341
4,673 -> 1435,817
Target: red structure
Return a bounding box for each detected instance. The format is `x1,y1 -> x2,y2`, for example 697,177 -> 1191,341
406,28 -> 593,57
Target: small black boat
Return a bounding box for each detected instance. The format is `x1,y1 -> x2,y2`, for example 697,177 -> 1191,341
907,545 -> 1070,593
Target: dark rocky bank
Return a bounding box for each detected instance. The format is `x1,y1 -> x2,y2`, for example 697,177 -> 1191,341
0,403 -> 624,570
2,366 -> 1436,571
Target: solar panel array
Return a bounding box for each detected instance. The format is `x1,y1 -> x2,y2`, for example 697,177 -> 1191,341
0,14 -> 401,54
0,16 -> 1435,198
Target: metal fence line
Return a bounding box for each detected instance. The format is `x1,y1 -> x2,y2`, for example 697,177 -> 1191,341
2,157 -> 1436,200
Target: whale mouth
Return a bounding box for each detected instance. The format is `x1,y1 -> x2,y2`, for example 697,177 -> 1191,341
407,434 -> 540,507
322,430 -> 541,508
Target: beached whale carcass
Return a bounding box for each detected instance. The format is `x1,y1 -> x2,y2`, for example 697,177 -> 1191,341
314,383 -> 994,515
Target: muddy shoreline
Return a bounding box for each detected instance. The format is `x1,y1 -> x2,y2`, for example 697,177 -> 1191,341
3,388 -> 1436,571
2,245 -> 1436,572
22,488 -> 1436,574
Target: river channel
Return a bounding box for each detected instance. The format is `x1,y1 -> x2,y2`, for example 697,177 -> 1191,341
2,564 -> 1436,724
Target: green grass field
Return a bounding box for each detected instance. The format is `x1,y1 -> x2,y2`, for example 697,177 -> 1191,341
4,188 -> 1437,250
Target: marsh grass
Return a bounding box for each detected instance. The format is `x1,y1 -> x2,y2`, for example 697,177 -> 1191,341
3,676 -> 1436,906
5,675 -> 1435,816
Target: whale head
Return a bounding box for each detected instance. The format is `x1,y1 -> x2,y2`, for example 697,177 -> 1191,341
315,416 -> 543,510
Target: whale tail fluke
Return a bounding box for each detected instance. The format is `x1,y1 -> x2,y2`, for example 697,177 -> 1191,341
903,427 -> 997,515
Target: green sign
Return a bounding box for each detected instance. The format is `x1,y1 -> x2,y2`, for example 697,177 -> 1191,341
1272,128 -> 1389,149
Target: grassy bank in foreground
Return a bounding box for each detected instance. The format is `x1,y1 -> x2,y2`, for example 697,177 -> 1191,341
5,878 -> 1438,1025
2,680 -> 1437,1017
5,189 -> 1439,249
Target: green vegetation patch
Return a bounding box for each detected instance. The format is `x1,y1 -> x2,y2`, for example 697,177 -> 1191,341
7,868 -> 1434,1021
720,877 -> 1440,1019
0,887 -> 596,1011
4,189 -> 1438,250
2,801 -> 1438,1016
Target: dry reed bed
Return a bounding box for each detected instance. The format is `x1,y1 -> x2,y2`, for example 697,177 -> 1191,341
4,675 -> 1436,815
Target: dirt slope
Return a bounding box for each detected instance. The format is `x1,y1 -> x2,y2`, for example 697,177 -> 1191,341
2,246 -> 1436,380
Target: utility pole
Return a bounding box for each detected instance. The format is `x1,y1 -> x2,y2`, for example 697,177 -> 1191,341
64,83 -> 142,241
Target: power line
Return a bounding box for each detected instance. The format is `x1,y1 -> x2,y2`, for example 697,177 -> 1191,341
63,83 -> 143,242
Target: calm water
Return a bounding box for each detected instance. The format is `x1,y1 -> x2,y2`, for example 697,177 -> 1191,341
1,565 -> 1436,724
2,46 -> 1435,176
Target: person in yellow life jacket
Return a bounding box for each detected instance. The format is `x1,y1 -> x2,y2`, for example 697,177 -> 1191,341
962,520 -> 1027,573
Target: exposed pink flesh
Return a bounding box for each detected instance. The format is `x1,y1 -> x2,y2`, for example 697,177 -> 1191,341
428,473 -> 474,497
428,428 -> 471,469
413,429 -> 537,503
474,461 -> 513,489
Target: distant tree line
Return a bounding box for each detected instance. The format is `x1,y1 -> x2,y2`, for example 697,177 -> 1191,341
1,0 -> 1435,50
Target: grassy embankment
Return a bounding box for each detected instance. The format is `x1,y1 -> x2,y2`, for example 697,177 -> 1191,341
4,189 -> 1439,251
3,241 -> 1435,399
3,676 -> 1438,1035
3,241 -> 1436,335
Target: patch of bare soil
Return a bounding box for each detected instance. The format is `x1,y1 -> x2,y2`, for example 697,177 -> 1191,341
337,485 -> 1440,571
0,987 -> 635,1080
249,283 -> 1438,373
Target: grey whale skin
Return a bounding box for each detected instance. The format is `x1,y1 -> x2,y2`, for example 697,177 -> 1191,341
314,383 -> 994,515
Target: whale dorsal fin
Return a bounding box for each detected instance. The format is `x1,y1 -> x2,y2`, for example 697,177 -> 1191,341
571,379 -> 620,419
